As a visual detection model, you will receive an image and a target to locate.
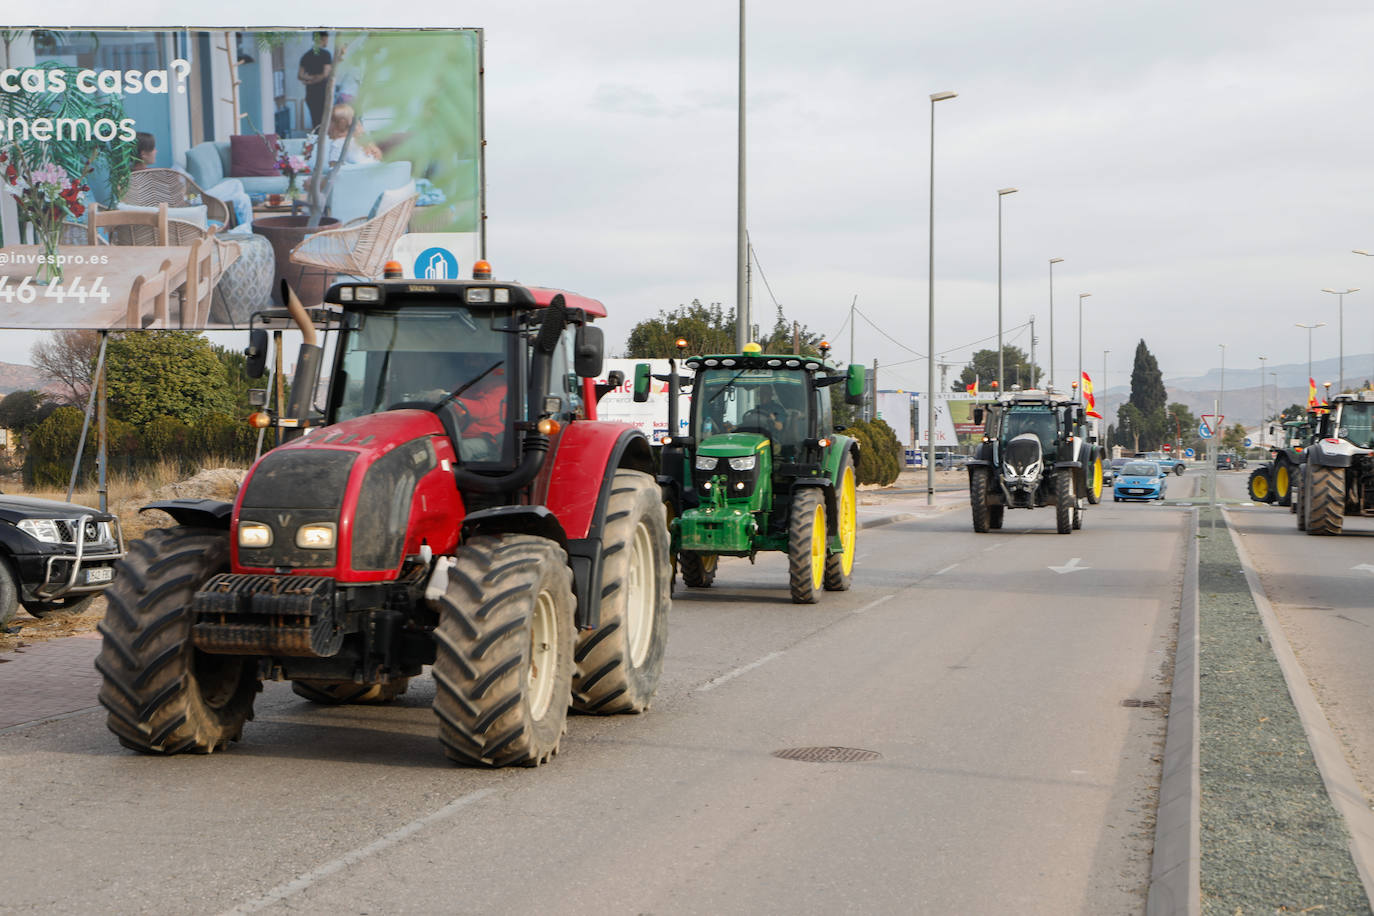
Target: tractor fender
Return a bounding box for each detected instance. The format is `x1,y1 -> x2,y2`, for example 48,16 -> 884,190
1308,439 -> 1362,469
543,422 -> 654,629
788,478 -> 836,531
460,505 -> 567,546
139,498 -> 234,530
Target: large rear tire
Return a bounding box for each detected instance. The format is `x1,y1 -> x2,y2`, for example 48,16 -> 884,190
431,535 -> 575,767
970,467 -> 991,533
292,678 -> 411,705
96,527 -> 259,754
680,552 -> 717,588
1055,468 -> 1074,534
1306,465 -> 1345,536
1247,467 -> 1271,503
788,488 -> 826,604
824,453 -> 857,591
572,470 -> 670,715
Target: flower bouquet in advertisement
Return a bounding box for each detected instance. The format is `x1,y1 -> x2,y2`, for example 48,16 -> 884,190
0,146 -> 89,283
275,136 -> 315,200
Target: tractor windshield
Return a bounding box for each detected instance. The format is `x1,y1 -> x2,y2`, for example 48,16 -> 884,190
693,368 -> 808,457
1335,401 -> 1374,448
331,306 -> 518,464
1001,409 -> 1057,450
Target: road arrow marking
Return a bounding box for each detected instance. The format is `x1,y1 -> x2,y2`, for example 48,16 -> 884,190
1049,557 -> 1090,575
1352,564 -> 1374,575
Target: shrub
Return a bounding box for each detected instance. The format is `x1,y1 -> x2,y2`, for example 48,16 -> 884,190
842,419 -> 902,486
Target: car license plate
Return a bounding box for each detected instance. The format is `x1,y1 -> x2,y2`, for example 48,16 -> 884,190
1129,488 -> 1145,494
84,566 -> 113,584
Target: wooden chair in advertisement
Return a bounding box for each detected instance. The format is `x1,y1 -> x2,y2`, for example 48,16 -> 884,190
87,201 -> 169,246
126,258 -> 174,328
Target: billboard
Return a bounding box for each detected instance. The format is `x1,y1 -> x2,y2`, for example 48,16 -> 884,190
0,28 -> 483,329
596,359 -> 692,445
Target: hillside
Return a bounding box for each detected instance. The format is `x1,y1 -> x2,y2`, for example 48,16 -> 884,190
0,361 -> 51,395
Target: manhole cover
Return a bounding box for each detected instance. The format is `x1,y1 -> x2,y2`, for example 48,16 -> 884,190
772,746 -> 882,763
1121,698 -> 1160,708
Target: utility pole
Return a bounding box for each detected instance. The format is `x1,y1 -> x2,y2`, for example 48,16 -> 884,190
1029,315 -> 1036,388
734,0 -> 748,351
849,295 -> 856,367
792,320 -> 800,354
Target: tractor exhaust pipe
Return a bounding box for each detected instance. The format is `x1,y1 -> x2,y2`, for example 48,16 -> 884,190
282,280 -> 323,441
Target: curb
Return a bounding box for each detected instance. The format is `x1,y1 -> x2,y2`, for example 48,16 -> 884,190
1147,508 -> 1201,916
1222,508 -> 1374,903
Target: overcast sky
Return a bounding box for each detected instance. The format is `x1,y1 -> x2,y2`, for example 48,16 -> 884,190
5,0 -> 1374,396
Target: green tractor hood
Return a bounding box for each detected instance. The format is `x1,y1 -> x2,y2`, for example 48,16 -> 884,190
698,432 -> 772,457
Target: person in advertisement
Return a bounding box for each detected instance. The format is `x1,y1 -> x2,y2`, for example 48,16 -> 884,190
297,31 -> 333,129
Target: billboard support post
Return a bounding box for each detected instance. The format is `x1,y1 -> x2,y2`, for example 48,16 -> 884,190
67,331 -> 109,504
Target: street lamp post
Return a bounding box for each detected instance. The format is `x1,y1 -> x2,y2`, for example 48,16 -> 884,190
1076,292 -> 1091,403
1321,287 -> 1359,392
1218,343 -> 1226,427
927,90 -> 957,507
735,0 -> 748,351
1258,356 -> 1267,445
1048,257 -> 1063,392
1296,321 -> 1327,391
1354,251 -> 1374,386
996,187 -> 1018,390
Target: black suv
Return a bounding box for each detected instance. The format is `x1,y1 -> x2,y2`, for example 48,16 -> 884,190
0,494 -> 124,625
1217,452 -> 1237,470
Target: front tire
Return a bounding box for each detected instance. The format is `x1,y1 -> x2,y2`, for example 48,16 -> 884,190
0,558 -> 19,629
1087,452 -> 1103,505
1275,458 -> 1293,507
292,678 -> 411,704
432,535 -> 576,766
680,552 -> 718,588
989,505 -> 1005,529
1055,468 -> 1074,534
96,527 -> 259,754
788,488 -> 826,604
824,453 -> 857,591
970,467 -> 991,533
572,470 -> 670,715
1247,467 -> 1271,503
1306,465 -> 1345,536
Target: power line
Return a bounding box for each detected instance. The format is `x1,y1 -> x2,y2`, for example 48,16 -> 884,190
747,242 -> 782,312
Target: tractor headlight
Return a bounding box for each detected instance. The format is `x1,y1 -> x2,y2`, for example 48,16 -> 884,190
17,519 -> 61,543
295,523 -> 337,550
695,455 -> 719,470
728,455 -> 756,471
238,523 -> 273,548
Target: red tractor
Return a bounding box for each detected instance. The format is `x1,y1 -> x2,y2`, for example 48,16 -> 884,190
96,271 -> 671,767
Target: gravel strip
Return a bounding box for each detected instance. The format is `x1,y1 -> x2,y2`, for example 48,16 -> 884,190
1196,507 -> 1371,913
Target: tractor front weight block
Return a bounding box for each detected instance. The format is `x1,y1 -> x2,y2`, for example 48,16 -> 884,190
677,509 -> 758,555
193,574 -> 346,657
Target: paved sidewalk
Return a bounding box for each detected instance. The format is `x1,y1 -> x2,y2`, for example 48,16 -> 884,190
0,488 -> 967,734
0,632 -> 102,731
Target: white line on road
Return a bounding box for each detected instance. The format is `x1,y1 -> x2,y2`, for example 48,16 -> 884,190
934,564 -> 958,576
696,651 -> 784,693
853,594 -> 896,614
982,543 -> 1003,552
221,788 -> 497,914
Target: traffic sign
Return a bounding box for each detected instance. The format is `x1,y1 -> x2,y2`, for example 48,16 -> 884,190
1198,421 -> 1212,439
1244,437 -> 1252,447
1162,443 -> 1172,452
1184,448 -> 1196,458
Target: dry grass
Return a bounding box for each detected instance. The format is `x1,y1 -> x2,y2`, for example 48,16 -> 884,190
2,458 -> 249,650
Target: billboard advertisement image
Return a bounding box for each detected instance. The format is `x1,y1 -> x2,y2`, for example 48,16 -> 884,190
0,28 -> 482,330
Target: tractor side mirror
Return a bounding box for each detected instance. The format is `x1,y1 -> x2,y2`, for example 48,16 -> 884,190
606,369 -> 624,389
633,363 -> 652,403
845,364 -> 865,405
973,407 -> 984,425
574,325 -> 604,378
245,329 -> 268,379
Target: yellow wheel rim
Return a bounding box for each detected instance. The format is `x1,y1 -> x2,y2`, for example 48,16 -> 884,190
810,503 -> 826,591
1252,474 -> 1268,499
838,466 -> 857,576
1276,465 -> 1289,497
1091,456 -> 1103,500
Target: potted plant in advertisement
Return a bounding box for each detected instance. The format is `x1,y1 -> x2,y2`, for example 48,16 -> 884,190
274,135 -> 314,202
0,148 -> 89,282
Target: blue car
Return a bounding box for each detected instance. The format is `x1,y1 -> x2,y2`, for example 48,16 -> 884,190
1113,460 -> 1168,502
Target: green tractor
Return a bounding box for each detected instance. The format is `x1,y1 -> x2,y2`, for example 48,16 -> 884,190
636,343 -> 865,603
1247,413 -> 1318,507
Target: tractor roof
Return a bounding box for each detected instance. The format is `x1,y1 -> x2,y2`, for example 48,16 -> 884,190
684,353 -> 835,372
325,280 -> 606,318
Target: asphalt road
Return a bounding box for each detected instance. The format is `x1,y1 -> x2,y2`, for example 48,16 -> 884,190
1221,470 -> 1374,807
2,491 -> 1191,915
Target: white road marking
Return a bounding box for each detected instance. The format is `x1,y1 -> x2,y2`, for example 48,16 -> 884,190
982,543 -> 1003,552
1048,557 -> 1090,574
934,564 -> 959,576
221,788 -> 497,914
853,594 -> 896,614
696,651 -> 784,693
1353,564 -> 1374,574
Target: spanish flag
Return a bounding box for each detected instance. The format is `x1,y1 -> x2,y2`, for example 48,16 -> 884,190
1308,377 -> 1318,409
966,377 -> 978,396
1082,371 -> 1102,419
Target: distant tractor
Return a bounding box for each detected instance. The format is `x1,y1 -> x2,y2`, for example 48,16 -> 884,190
637,342 -> 864,603
97,271 -> 671,766
1294,393 -> 1374,535
1247,414 -> 1317,507
967,391 -> 1102,534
